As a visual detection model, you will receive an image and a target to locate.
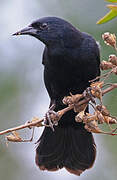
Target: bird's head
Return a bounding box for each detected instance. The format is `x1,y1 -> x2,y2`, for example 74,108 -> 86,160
13,17 -> 82,47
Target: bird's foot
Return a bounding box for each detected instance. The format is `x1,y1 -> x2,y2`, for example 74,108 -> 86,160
44,104 -> 59,131
83,87 -> 96,104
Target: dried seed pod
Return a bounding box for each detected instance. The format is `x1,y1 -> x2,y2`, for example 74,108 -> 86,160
62,96 -> 73,105
96,110 -> 105,124
70,93 -> 82,103
63,94 -> 82,106
109,118 -> 117,124
90,82 -> 103,101
31,117 -> 43,127
83,87 -> 96,104
104,116 -> 117,124
102,32 -> 116,49
100,60 -> 113,70
83,113 -> 97,123
90,81 -> 104,89
6,131 -> 22,142
84,124 -> 92,132
112,67 -> 117,75
31,117 -> 40,122
91,88 -> 102,100
96,105 -> 110,116
90,83 -> 102,101
74,103 -> 87,113
84,120 -> 102,133
109,54 -> 117,66
75,111 -> 84,122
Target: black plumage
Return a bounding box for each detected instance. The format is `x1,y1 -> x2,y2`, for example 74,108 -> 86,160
13,17 -> 100,175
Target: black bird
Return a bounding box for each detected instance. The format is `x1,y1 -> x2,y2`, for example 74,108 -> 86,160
13,17 -> 100,176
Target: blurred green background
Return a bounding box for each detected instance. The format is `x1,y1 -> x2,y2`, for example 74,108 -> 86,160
1,0 -> 117,180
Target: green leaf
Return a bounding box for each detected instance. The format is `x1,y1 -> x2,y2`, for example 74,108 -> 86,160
105,0 -> 117,3
97,5 -> 117,24
108,4 -> 117,10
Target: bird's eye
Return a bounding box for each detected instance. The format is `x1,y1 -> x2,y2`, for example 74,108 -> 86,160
40,23 -> 48,29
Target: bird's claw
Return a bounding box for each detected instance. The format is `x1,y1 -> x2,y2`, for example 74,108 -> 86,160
44,105 -> 59,131
83,87 -> 96,104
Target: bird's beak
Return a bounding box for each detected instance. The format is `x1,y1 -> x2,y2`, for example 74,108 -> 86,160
12,25 -> 37,36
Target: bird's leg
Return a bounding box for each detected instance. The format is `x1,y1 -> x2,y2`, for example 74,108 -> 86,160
44,104 -> 59,131
83,87 -> 96,104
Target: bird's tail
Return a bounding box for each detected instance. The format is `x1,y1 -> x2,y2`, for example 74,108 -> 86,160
35,125 -> 96,176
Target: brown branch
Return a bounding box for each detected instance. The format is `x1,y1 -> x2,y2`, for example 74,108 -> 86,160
0,119 -> 43,135
0,83 -> 117,136
1,32 -> 117,141
102,83 -> 117,94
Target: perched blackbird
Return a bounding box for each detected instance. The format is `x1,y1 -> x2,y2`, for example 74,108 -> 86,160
13,17 -> 100,176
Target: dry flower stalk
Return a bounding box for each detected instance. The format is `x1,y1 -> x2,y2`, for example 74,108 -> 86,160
0,81 -> 117,139
6,131 -> 23,142
1,32 -> 117,142
102,32 -> 117,49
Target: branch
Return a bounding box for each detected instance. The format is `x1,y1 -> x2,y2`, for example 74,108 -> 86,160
1,32 -> 117,140
102,83 -> 117,94
0,82 -> 117,137
0,119 -> 43,136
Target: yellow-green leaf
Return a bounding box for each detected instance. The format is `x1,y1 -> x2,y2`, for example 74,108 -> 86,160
97,5 -> 117,24
108,4 -> 117,10
105,0 -> 117,3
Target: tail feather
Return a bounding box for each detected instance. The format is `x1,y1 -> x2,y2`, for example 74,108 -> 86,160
35,125 -> 96,175
36,126 -> 66,170
67,126 -> 96,169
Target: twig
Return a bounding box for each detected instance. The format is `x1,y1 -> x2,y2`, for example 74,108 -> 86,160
102,83 -> 117,95
0,83 -> 117,136
0,119 -> 43,135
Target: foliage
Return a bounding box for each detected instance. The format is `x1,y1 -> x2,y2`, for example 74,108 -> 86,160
97,0 -> 117,24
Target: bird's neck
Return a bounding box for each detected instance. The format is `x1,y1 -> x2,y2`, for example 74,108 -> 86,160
63,29 -> 83,48
44,30 -> 84,68
46,29 -> 83,49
